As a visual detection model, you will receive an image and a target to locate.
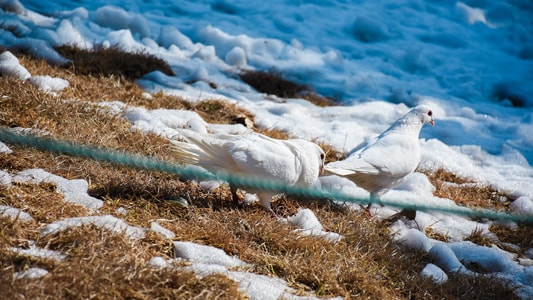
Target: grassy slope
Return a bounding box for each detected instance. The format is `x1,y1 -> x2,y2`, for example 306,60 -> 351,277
0,52 -> 527,299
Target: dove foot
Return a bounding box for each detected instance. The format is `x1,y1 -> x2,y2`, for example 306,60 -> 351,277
359,204 -> 373,217
269,209 -> 280,219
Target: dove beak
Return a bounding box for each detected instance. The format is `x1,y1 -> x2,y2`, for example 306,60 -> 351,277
320,164 -> 325,175
430,119 -> 435,126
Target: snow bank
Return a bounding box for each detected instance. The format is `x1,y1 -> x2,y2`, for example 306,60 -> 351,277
0,51 -> 31,80
0,51 -> 69,93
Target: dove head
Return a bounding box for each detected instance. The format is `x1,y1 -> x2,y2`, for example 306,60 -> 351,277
412,105 -> 435,126
395,105 -> 434,128
385,105 -> 434,136
290,140 -> 326,185
308,143 -> 326,175
316,145 -> 326,175
186,118 -> 208,134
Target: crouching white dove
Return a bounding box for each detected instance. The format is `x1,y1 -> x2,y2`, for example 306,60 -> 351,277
169,131 -> 325,217
325,105 -> 434,211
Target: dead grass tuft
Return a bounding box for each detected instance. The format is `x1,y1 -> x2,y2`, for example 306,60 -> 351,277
489,224 -> 533,254
425,225 -> 450,242
424,167 -> 513,212
56,45 -> 175,80
239,70 -> 336,106
191,99 -> 255,125
466,227 -> 496,247
436,274 -> 520,300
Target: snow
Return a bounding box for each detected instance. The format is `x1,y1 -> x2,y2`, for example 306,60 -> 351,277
1,0 -> 533,297
169,241 -> 339,300
13,168 -> 103,210
9,243 -> 67,261
0,50 -> 31,80
150,221 -> 175,239
0,141 -> 12,154
41,215 -> 146,240
420,263 -> 448,284
174,241 -> 248,269
0,205 -> 33,222
14,267 -> 49,279
511,197 -> 533,215
428,243 -> 470,274
28,75 -> 69,93
0,169 -> 12,185
397,228 -> 433,252
287,208 -> 343,243
0,50 -> 69,93
399,232 -> 533,295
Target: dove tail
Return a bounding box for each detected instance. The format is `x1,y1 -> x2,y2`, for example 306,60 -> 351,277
169,140 -> 203,165
169,136 -> 235,172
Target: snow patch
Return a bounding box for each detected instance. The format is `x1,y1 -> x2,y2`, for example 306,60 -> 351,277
13,168 -> 103,210
14,267 -> 49,279
41,215 -> 146,239
0,205 -> 33,222
287,208 -> 343,243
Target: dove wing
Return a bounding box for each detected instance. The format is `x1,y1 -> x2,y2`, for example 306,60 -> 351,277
327,132 -> 419,178
355,132 -> 419,177
227,134 -> 300,183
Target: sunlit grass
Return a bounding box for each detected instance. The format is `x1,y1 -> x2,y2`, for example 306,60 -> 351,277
0,50 -> 523,299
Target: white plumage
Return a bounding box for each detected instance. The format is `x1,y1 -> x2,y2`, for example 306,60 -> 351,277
325,105 -> 434,207
185,118 -> 208,134
169,130 -> 325,216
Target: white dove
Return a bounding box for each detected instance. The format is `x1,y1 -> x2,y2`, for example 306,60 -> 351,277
169,131 -> 325,217
325,104 -> 434,208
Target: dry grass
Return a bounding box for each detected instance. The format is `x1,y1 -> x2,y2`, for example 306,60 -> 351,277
0,51 -> 522,299
56,45 -> 175,80
489,224 -> 533,255
424,167 -> 533,256
424,167 -> 513,212
240,69 -> 337,106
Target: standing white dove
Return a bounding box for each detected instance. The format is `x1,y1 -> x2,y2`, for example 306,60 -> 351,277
169,131 -> 325,217
325,104 -> 434,211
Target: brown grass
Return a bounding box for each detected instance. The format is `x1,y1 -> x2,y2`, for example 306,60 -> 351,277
240,70 -> 337,106
56,45 -> 175,80
0,52 -> 522,299
424,167 -> 513,212
489,224 -> 533,255
424,167 -> 533,256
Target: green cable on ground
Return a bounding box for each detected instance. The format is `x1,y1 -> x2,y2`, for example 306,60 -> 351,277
1,127 -> 532,223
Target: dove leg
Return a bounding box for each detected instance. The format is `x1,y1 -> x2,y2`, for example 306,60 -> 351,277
257,192 -> 279,218
366,192 -> 383,209
229,183 -> 241,204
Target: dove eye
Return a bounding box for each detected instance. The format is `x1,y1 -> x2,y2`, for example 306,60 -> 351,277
320,153 -> 325,160
427,110 -> 433,117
